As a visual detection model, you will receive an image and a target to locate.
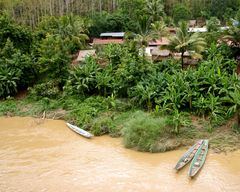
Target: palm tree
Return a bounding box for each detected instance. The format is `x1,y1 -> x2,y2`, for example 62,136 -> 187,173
146,0 -> 165,22
133,15 -> 154,58
151,20 -> 169,40
168,21 -> 206,69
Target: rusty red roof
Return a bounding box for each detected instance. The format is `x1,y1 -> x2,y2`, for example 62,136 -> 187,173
148,37 -> 169,46
93,38 -> 124,45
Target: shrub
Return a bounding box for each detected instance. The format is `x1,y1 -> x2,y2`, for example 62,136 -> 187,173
0,39 -> 36,97
173,4 -> 191,24
122,111 -> 168,152
66,96 -> 110,126
0,66 -> 21,97
90,117 -> 114,136
64,57 -> 100,95
29,80 -> 60,99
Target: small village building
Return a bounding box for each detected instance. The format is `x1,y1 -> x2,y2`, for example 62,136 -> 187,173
151,48 -> 171,61
173,51 -> 199,66
100,32 -> 125,38
188,26 -> 229,33
145,37 -> 170,60
92,32 -> 125,45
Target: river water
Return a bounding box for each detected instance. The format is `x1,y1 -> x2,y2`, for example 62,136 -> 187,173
0,117 -> 239,192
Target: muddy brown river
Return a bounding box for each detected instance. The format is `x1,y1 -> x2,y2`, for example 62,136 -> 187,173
0,117 -> 240,192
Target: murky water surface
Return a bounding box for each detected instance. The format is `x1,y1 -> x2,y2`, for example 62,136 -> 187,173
0,117 -> 240,192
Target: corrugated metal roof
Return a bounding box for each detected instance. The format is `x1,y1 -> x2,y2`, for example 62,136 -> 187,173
100,32 -> 125,37
188,27 -> 229,33
188,27 -> 207,33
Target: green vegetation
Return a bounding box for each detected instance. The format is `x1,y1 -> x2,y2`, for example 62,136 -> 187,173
168,21 -> 206,69
123,111 -> 169,152
0,1 -> 240,153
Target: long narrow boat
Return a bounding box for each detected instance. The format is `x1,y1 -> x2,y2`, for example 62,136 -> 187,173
188,139 -> 209,178
174,140 -> 204,171
66,123 -> 93,138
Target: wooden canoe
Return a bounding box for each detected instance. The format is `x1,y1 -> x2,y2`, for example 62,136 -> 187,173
66,123 -> 93,138
188,139 -> 209,177
174,140 -> 204,171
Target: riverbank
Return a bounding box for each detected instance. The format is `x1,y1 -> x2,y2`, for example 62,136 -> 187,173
0,95 -> 240,153
0,116 -> 240,192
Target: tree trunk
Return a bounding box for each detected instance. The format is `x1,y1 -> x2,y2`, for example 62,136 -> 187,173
237,109 -> 240,128
189,97 -> 192,110
181,50 -> 184,70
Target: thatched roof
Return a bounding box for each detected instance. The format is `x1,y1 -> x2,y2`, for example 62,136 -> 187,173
93,38 -> 124,45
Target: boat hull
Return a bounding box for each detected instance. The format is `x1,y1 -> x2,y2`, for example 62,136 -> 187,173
66,123 -> 93,138
188,139 -> 209,177
175,140 -> 204,170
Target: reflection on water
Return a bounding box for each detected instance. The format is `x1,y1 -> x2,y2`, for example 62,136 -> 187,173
0,117 -> 240,192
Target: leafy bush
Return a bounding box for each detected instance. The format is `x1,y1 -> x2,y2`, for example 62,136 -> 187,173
0,66 -> 20,97
35,15 -> 89,53
66,96 -> 111,126
29,80 -> 60,99
0,39 -> 36,97
64,57 -> 100,95
0,99 -> 17,115
173,4 -> 191,24
37,34 -> 70,84
0,14 -> 32,53
90,117 -> 114,136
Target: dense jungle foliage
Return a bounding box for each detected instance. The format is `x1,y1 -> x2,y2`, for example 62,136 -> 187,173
0,0 -> 240,152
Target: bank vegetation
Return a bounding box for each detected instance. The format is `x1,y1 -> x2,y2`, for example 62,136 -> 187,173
0,0 -> 240,152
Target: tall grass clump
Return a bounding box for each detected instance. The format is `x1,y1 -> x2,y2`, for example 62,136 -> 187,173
122,111 -> 169,152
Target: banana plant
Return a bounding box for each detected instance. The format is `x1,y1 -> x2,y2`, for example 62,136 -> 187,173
95,68 -> 113,96
67,57 -> 100,95
0,66 -> 20,97
224,88 -> 240,127
166,109 -> 190,135
207,93 -> 226,127
129,81 -> 157,111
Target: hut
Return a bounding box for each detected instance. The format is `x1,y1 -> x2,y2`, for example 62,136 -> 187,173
151,48 -> 171,61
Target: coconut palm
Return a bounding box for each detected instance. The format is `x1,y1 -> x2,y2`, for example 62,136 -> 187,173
168,21 -> 207,69
145,0 -> 165,22
133,15 -> 154,58
151,20 -> 169,40
57,14 -> 89,51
